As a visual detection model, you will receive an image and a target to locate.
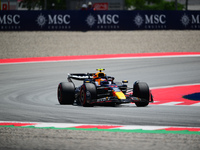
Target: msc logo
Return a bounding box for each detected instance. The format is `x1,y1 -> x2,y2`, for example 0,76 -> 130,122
36,13 -> 71,29
0,14 -> 20,24
86,14 -> 96,28
36,13 -> 46,28
0,14 -> 20,30
134,14 -> 143,27
134,13 -> 166,29
181,13 -> 200,29
145,14 -> 166,24
180,14 -> 190,27
86,14 -> 119,28
97,14 -> 119,24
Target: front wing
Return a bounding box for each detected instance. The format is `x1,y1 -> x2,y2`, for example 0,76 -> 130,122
88,95 -> 151,105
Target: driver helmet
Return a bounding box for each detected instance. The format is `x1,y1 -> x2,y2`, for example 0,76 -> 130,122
100,78 -> 108,85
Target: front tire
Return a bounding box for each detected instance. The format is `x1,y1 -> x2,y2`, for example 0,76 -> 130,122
57,82 -> 75,105
133,82 -> 150,107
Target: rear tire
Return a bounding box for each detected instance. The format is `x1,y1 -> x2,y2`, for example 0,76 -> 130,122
133,82 -> 150,107
79,83 -> 96,107
57,82 -> 75,105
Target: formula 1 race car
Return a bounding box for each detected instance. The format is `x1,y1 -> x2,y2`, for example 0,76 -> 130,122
57,69 -> 153,107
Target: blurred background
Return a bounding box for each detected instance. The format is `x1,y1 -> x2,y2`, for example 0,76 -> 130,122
1,0 -> 199,11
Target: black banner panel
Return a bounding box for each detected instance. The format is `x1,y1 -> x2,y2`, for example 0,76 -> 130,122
0,10 -> 199,31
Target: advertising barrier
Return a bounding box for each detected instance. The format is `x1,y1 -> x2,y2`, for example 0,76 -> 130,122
0,10 -> 199,31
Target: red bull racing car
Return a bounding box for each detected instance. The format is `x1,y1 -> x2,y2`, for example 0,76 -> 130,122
57,68 -> 153,107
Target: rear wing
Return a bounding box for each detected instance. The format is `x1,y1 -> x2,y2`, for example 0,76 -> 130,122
67,73 -> 95,81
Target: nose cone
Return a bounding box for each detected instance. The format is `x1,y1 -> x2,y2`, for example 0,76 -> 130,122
114,92 -> 126,99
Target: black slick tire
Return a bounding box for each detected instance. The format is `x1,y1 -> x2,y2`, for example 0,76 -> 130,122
57,82 -> 75,105
133,82 -> 150,107
79,83 -> 96,107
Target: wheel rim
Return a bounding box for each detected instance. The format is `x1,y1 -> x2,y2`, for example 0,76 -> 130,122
80,89 -> 85,105
80,86 -> 86,106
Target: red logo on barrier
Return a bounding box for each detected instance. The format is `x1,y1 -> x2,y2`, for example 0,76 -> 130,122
93,3 -> 108,10
2,4 -> 8,10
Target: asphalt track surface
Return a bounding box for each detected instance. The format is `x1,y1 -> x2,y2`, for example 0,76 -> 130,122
0,55 -> 200,127
1,55 -> 200,150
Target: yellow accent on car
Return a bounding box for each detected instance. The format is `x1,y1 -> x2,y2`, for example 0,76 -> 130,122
96,68 -> 105,72
122,80 -> 128,83
114,92 -> 126,99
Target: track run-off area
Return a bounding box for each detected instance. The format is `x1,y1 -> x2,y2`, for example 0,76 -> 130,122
0,52 -> 200,150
